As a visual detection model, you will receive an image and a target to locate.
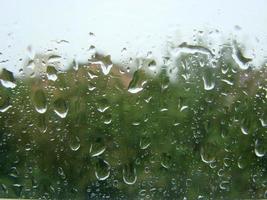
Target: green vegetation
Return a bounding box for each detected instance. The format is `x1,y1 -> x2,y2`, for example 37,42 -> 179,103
0,44 -> 266,199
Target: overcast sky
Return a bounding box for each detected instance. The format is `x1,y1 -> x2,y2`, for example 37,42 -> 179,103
0,0 -> 267,73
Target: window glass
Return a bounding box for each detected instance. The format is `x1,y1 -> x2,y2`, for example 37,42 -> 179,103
0,0 -> 266,199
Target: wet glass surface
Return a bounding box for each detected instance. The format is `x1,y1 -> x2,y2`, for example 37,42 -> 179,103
0,0 -> 267,199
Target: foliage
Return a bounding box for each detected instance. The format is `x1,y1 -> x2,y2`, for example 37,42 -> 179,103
0,45 -> 266,199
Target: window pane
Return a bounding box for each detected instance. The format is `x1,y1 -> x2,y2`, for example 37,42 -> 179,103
0,0 -> 266,199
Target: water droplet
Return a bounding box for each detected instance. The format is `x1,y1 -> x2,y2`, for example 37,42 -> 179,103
172,42 -> 215,57
95,158 -> 111,181
232,41 -> 252,70
139,135 -> 151,150
221,79 -> 234,86
88,45 -> 96,57
46,65 -> 58,81
69,136 -> 81,151
0,68 -> 16,88
53,98 -> 68,118
234,25 -> 242,31
97,97 -> 109,113
259,118 -> 267,128
54,39 -> 69,44
219,181 -> 230,190
123,163 -> 137,185
36,114 -> 47,133
58,167 -> 66,179
202,68 -> 215,90
89,55 -> 113,75
139,189 -> 146,197
128,70 -> 146,94
160,153 -> 172,169
255,139 -> 265,157
0,94 -> 11,112
32,89 -> 47,114
240,126 -> 249,135
103,113 -> 112,124
237,156 -> 246,169
121,47 -> 127,54
48,54 -> 61,63
90,137 -> 106,157
240,118 -> 251,135
200,144 -> 216,164
147,60 -> 157,71
73,59 -> 79,71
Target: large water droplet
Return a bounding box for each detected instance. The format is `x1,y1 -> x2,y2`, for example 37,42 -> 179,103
240,126 -> 249,135
95,158 -> 111,181
255,139 -> 265,157
97,97 -> 109,113
160,153 -> 172,169
72,59 -> 79,71
89,55 -> 113,75
90,137 -> 106,157
237,156 -> 246,169
48,54 -> 62,63
259,118 -> 267,128
36,114 -> 47,133
172,42 -> 215,57
69,136 -> 81,151
88,45 -> 96,58
53,98 -> 68,118
202,68 -> 215,91
128,70 -> 146,94
32,89 -> 47,114
200,144 -> 216,164
232,41 -> 252,70
240,117 -> 251,135
0,68 -> 16,88
46,65 -> 58,81
219,181 -> 230,191
0,94 -> 11,112
139,135 -> 151,150
122,163 -> 137,185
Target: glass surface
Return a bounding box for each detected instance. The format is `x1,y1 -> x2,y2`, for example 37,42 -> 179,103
0,0 -> 266,199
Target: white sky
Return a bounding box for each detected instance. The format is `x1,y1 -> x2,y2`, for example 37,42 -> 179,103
0,0 -> 267,73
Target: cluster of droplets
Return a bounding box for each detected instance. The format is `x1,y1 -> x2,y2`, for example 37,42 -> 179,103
0,33 -> 266,199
